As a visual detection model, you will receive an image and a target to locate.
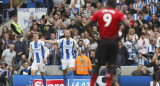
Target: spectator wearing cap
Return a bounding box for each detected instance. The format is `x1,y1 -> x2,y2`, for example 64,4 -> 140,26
1,44 -> 16,66
14,35 -> 25,64
20,61 -> 31,75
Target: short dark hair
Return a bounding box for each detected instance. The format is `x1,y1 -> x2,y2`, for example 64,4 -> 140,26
140,32 -> 146,36
138,12 -> 144,16
107,0 -> 116,8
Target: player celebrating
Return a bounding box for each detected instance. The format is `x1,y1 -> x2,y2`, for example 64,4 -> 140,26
27,32 -> 49,86
85,0 -> 129,86
43,30 -> 82,86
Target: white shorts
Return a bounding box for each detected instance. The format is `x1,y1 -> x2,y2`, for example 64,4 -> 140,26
62,59 -> 75,70
31,63 -> 45,72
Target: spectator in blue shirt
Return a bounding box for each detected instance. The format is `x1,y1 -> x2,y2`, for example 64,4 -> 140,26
143,7 -> 151,22
70,3 -> 79,19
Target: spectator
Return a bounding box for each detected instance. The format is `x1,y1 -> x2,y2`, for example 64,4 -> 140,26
70,0 -> 85,9
92,26 -> 99,38
89,50 -> 95,63
124,35 -> 136,65
132,8 -> 141,21
0,0 -> 10,21
73,29 -> 80,40
23,0 -> 36,8
47,33 -> 56,52
11,16 -> 23,36
150,25 -> 160,40
133,21 -> 141,37
76,17 -> 87,35
50,3 -> 64,17
63,14 -> 71,27
9,0 -> 24,10
151,14 -> 160,28
8,65 -> 17,86
22,31 -> 32,57
68,19 -> 77,30
70,2 -> 79,19
20,61 -> 31,75
143,7 -> 151,23
132,64 -> 143,76
0,26 -> 9,39
18,55 -> 28,66
0,62 -> 10,86
118,41 -> 129,66
127,12 -> 134,27
1,44 -> 16,65
142,67 -> 151,76
146,38 -> 156,60
52,0 -> 64,8
2,33 -> 13,50
128,4 -> 136,15
126,28 -> 139,42
14,35 -> 25,64
133,0 -> 140,10
36,0 -> 44,8
85,0 -> 96,8
95,2 -> 101,12
75,49 -> 92,75
137,53 -> 147,66
50,44 -> 62,65
137,33 -> 150,55
122,5 -> 128,14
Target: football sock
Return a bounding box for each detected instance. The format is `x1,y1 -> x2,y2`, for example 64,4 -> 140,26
63,75 -> 68,86
29,75 -> 35,86
106,73 -> 113,86
90,74 -> 98,86
106,66 -> 116,86
90,65 -> 100,86
42,76 -> 46,86
67,71 -> 74,86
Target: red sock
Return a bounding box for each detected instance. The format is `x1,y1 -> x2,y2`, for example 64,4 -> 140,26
106,73 -> 114,86
90,74 -> 98,86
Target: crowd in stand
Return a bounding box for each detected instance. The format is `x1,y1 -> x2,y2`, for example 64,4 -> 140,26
0,0 -> 160,85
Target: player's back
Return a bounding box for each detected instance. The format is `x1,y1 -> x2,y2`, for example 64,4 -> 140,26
90,8 -> 126,39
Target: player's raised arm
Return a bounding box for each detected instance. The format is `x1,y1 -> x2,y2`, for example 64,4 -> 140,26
74,40 -> 82,57
120,19 -> 130,40
85,19 -> 97,42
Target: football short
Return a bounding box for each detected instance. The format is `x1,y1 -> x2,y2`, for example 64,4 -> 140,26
31,62 -> 45,72
95,39 -> 118,66
62,59 -> 75,70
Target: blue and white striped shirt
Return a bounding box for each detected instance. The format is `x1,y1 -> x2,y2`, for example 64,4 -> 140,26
57,38 -> 78,59
146,0 -> 159,15
29,40 -> 49,63
132,13 -> 139,20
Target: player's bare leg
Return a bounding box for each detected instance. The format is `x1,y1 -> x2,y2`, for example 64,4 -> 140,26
41,72 -> 46,86
27,70 -> 37,86
90,64 -> 100,86
114,82 -> 120,86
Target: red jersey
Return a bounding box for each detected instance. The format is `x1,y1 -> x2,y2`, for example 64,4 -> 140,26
90,8 -> 126,39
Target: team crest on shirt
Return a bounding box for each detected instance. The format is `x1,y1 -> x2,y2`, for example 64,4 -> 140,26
44,44 -> 47,47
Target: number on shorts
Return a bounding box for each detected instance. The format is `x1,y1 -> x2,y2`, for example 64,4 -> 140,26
103,13 -> 112,27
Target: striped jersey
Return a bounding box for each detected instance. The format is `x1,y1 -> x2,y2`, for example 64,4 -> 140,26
156,37 -> 160,48
146,0 -> 159,15
29,40 -> 49,63
57,38 -> 78,59
132,13 -> 139,20
147,44 -> 155,53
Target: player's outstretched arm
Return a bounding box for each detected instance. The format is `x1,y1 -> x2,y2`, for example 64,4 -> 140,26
43,40 -> 57,45
120,19 -> 130,40
85,19 -> 97,42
